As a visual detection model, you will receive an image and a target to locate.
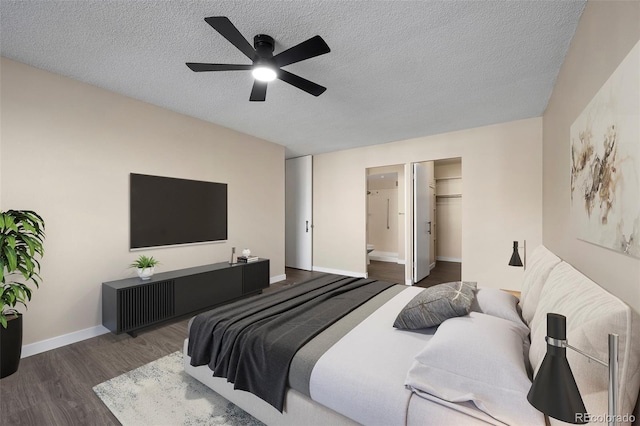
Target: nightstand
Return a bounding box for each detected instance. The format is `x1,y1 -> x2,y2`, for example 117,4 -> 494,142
501,289 -> 521,299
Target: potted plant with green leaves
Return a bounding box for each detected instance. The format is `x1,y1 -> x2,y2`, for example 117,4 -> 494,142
1,210 -> 45,379
130,255 -> 159,280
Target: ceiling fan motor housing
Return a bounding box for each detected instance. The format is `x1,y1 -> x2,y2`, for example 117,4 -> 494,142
253,34 -> 275,59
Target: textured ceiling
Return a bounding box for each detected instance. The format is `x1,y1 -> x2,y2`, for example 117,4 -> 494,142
0,1 -> 585,158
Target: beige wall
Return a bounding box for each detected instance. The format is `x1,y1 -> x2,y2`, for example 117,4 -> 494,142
542,1 -> 640,312
314,117 -> 543,290
0,58 -> 285,345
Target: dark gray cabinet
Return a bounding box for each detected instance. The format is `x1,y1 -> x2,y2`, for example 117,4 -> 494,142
174,267 -> 243,317
242,260 -> 270,294
102,259 -> 269,335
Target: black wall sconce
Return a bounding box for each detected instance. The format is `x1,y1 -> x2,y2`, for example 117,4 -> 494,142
508,240 -> 526,269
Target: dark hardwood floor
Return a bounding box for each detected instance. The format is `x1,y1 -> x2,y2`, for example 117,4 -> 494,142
0,316 -> 190,425
367,260 -> 406,283
415,261 -> 462,288
0,262 -> 460,425
265,267 -> 322,293
367,260 -> 461,288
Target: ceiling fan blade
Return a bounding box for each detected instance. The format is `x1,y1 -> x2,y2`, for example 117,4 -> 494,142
204,16 -> 256,61
186,63 -> 253,72
273,35 -> 330,68
277,70 -> 326,96
250,81 -> 268,102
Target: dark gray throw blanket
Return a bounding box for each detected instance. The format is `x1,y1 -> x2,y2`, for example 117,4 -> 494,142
188,274 -> 394,412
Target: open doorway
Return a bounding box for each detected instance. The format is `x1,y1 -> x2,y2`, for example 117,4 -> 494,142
366,165 -> 406,284
366,158 -> 462,287
412,158 -> 462,287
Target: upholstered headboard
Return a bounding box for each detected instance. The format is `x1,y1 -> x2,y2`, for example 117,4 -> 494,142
521,247 -> 640,426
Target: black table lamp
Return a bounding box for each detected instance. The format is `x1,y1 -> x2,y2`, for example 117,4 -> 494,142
528,313 -> 619,426
527,313 -> 587,423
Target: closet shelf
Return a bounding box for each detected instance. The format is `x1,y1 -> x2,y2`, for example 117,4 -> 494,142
436,194 -> 462,198
435,176 -> 462,181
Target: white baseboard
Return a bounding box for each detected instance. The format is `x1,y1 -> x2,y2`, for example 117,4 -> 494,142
312,266 -> 367,278
22,274 -> 286,358
270,274 -> 286,284
430,262 -> 436,270
369,251 -> 399,263
397,259 -> 406,265
436,256 -> 462,263
21,324 -> 110,358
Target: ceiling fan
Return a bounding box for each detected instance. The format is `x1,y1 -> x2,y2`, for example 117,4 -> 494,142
186,17 -> 331,102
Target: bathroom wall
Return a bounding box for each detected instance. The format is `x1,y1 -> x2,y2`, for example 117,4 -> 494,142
367,188 -> 399,255
367,165 -> 405,262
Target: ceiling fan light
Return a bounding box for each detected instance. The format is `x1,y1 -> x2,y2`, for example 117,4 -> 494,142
252,66 -> 277,82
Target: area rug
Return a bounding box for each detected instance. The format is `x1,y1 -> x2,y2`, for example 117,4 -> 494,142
93,351 -> 264,426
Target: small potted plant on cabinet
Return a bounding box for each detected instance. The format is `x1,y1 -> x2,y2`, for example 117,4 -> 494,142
1,210 -> 45,379
130,255 -> 159,280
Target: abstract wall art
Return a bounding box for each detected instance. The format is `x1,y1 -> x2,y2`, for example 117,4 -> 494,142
570,41 -> 640,259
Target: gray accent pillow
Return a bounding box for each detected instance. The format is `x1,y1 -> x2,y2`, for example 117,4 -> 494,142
393,281 -> 477,330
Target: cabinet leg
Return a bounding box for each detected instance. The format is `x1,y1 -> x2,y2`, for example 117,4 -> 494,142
127,330 -> 138,338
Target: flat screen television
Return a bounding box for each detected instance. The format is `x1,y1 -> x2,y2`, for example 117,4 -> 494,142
130,173 -> 227,249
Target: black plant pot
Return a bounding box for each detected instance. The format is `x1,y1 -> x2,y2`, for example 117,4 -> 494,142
0,313 -> 23,379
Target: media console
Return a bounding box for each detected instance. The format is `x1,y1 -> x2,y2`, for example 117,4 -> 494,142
102,259 -> 269,336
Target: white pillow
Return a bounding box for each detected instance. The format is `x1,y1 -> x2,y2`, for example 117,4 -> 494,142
405,312 -> 544,426
470,287 -> 527,328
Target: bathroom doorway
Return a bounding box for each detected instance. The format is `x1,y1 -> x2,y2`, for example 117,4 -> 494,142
366,165 -> 406,284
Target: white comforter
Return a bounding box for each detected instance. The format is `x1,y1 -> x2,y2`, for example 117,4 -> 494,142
309,286 -> 542,426
310,286 -> 430,425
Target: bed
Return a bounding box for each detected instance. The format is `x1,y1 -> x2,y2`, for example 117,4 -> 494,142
183,246 -> 640,425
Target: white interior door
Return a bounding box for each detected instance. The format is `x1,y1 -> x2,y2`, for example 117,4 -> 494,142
413,163 -> 431,282
285,156 -> 313,270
